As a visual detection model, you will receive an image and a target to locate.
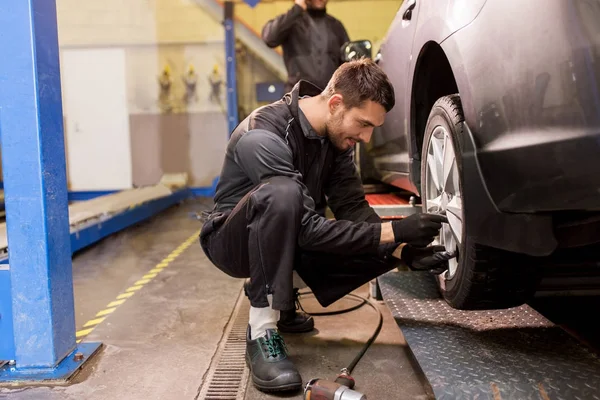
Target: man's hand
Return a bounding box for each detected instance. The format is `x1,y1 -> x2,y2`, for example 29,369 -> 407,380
398,245 -> 456,274
390,213 -> 448,247
295,0 -> 307,10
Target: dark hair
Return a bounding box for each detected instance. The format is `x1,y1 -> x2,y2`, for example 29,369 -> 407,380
322,58 -> 395,112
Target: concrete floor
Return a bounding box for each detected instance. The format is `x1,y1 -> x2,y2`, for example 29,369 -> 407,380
244,292 -> 433,400
0,198 -> 431,400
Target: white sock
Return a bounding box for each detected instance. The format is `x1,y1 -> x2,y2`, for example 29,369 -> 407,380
249,294 -> 280,340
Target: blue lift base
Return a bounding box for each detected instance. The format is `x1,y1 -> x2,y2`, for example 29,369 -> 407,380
0,342 -> 102,386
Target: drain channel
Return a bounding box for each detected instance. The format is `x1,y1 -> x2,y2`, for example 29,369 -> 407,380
196,289 -> 250,400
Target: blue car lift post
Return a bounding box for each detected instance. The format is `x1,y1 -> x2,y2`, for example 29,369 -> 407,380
224,0 -> 240,137
0,0 -> 101,384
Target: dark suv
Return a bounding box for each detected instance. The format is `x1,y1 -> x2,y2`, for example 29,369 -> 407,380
344,0 -> 600,309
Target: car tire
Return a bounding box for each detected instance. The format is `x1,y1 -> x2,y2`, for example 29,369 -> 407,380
420,94 -> 539,309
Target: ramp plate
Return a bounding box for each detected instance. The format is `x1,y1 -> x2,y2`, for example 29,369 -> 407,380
378,271 -> 600,399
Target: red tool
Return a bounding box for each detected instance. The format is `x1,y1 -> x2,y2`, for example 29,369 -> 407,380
304,369 -> 367,400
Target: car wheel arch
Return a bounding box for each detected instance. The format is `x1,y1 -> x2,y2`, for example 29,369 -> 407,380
408,41 -> 462,195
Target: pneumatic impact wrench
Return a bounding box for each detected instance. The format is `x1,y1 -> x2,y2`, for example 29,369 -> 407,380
304,369 -> 366,400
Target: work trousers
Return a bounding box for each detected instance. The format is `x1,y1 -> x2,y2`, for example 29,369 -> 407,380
199,176 -> 398,310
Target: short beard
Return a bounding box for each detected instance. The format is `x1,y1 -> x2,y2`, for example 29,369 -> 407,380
326,111 -> 346,150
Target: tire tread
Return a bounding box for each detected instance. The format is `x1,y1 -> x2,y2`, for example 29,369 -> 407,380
423,95 -> 539,310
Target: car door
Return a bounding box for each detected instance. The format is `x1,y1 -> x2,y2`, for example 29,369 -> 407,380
366,0 -> 421,192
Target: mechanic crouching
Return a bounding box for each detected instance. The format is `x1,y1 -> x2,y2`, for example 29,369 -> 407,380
199,59 -> 452,393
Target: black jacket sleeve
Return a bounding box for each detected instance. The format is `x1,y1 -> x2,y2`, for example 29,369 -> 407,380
325,148 -> 381,223
234,129 -> 381,254
261,5 -> 305,48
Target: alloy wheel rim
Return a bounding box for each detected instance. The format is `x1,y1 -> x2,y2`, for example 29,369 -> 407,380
424,125 -> 464,279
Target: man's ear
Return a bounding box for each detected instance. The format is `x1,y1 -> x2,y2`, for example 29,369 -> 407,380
327,94 -> 344,114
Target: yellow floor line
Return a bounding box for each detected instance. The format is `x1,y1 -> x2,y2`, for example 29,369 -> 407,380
76,328 -> 94,338
107,299 -> 126,308
75,229 -> 200,342
83,317 -> 105,328
96,307 -> 116,317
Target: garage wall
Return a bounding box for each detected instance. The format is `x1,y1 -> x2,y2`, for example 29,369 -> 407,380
51,0 -> 397,190
61,48 -> 133,191
55,0 -> 257,188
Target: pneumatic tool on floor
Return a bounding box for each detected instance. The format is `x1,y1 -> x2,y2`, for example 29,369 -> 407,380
297,289 -> 383,399
304,369 -> 367,399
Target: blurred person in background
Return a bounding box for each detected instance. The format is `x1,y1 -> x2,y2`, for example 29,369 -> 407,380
262,0 -> 350,92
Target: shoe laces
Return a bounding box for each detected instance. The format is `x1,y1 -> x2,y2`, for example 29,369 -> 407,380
293,288 -> 307,313
264,331 -> 288,358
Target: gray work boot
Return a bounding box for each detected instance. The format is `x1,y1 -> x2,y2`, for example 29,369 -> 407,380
245,326 -> 303,392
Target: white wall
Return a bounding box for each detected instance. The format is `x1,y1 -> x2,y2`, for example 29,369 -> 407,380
62,48 -> 133,190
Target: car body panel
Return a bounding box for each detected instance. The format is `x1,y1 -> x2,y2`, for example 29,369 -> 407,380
371,0 -> 600,213
367,0 -> 420,191
368,0 -> 487,194
442,0 -> 600,212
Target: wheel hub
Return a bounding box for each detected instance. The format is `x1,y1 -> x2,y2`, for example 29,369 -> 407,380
424,125 -> 464,279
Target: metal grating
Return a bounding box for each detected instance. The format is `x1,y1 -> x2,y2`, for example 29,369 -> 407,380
379,271 -> 600,399
196,289 -> 250,400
